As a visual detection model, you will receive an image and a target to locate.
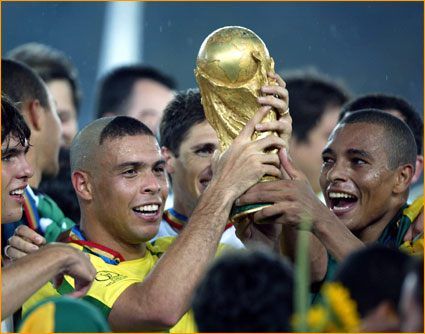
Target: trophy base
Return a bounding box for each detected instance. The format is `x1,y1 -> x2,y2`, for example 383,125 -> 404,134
229,202 -> 272,225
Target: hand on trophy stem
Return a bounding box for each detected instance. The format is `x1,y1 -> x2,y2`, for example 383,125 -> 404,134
209,106 -> 286,201
237,149 -> 331,229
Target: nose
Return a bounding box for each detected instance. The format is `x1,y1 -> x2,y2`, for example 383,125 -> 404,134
141,171 -> 161,194
18,156 -> 34,180
326,161 -> 348,183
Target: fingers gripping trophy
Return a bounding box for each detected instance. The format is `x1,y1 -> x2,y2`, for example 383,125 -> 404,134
195,26 -> 286,224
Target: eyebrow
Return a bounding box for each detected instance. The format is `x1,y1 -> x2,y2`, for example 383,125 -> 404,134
322,147 -> 333,156
116,159 -> 166,170
1,146 -> 30,156
322,147 -> 373,160
191,142 -> 217,150
153,160 -> 166,168
346,148 -> 373,160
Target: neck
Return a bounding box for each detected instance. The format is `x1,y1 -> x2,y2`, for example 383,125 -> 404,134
80,213 -> 147,261
173,198 -> 192,223
356,202 -> 404,243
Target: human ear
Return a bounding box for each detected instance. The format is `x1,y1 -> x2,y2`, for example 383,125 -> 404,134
393,164 -> 414,194
411,155 -> 423,184
71,171 -> 93,201
26,100 -> 43,131
161,146 -> 176,174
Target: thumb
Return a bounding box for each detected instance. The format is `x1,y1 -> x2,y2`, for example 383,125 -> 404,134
52,274 -> 64,290
238,106 -> 271,141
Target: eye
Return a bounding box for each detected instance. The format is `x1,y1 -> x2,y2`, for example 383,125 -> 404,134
195,146 -> 215,157
322,156 -> 334,165
123,168 -> 138,177
352,158 -> 367,165
1,154 -> 11,162
153,165 -> 166,175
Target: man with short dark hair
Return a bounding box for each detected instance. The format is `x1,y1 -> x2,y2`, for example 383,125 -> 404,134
24,110 -> 288,332
340,94 -> 424,248
237,109 -> 422,284
95,65 -> 176,136
8,42 -> 82,148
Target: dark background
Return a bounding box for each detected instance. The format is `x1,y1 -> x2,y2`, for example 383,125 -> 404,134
3,2 -> 423,127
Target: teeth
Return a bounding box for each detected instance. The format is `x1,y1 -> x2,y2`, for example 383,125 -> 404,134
10,189 -> 24,196
329,192 -> 356,199
134,204 -> 159,213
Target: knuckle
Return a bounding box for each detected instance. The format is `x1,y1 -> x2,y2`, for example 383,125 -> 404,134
8,236 -> 18,245
14,225 -> 24,235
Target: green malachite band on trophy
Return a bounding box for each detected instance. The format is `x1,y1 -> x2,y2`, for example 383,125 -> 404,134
230,203 -> 273,223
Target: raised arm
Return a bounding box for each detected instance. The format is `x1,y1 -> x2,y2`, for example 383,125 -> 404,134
108,106 -> 287,331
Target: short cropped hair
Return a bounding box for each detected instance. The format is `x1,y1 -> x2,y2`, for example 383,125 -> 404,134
192,249 -> 294,332
159,89 -> 205,156
1,95 -> 31,146
7,42 -> 82,112
340,109 -> 417,171
334,245 -> 410,318
2,59 -> 50,109
340,94 -> 423,155
70,116 -> 154,173
95,65 -> 176,119
99,116 -> 154,145
285,72 -> 350,142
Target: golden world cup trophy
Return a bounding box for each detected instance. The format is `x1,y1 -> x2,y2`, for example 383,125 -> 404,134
195,26 -> 280,224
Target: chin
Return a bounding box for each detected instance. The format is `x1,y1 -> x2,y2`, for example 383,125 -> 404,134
3,209 -> 23,224
141,225 -> 161,241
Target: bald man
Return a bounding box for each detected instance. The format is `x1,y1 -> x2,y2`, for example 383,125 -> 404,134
24,111 -> 287,332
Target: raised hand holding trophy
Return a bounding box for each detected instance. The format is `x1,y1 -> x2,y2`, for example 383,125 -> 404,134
195,26 -> 287,224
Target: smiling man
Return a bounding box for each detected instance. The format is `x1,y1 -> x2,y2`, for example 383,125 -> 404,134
2,59 -> 75,258
237,109 -> 422,282
23,111 -> 287,332
1,97 -> 34,225
1,96 -> 95,332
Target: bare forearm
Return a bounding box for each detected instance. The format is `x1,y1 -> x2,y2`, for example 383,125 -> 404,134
146,187 -> 233,316
2,246 -> 67,319
313,217 -> 365,263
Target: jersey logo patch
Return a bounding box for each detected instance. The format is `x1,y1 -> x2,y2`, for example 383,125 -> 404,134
95,270 -> 127,286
